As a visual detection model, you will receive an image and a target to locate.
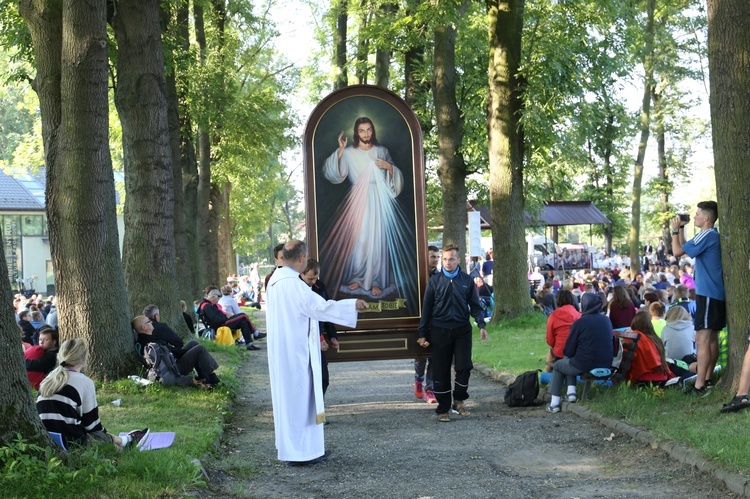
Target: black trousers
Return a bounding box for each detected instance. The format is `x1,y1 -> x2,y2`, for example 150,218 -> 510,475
224,314 -> 256,344
430,324 -> 474,414
177,340 -> 219,380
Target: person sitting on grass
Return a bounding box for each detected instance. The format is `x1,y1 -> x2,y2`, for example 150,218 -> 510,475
649,302 -> 666,337
547,293 -> 613,413
199,289 -> 263,350
721,341 -> 750,413
607,285 -> 637,329
545,290 -> 581,373
137,307 -> 221,387
25,325 -> 59,390
626,311 -> 674,385
661,306 -> 697,374
36,338 -> 149,450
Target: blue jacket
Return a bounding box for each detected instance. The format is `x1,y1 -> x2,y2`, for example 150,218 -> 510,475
564,294 -> 613,372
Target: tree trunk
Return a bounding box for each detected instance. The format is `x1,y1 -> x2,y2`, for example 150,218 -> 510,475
21,0 -> 134,380
175,0 -> 200,300
208,182 -> 222,284
334,0 -> 348,90
194,3 -> 213,289
707,0 -> 750,392
628,0 -> 655,276
112,0 -> 185,334
217,180 -> 235,279
161,0 -> 194,312
0,226 -> 51,447
354,0 -> 369,85
486,0 -> 529,319
652,86 -> 670,255
433,2 -> 469,257
403,4 -> 431,135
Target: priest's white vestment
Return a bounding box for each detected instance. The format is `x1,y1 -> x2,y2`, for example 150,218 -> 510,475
266,266 -> 359,462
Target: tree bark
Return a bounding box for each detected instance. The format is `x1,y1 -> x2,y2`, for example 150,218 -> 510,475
354,0 -> 370,85
628,0 -> 655,277
111,0 -> 185,334
486,0 -> 529,319
175,0 -> 200,300
21,0 -> 134,380
403,2 -> 431,135
193,3 -> 216,287
707,0 -> 750,392
161,0 -> 194,313
334,0 -> 348,90
652,86 -> 670,254
0,226 -> 51,447
217,180 -> 235,279
433,2 -> 469,257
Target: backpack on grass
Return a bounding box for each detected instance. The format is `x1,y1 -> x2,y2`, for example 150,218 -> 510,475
143,343 -> 194,386
504,370 -> 540,407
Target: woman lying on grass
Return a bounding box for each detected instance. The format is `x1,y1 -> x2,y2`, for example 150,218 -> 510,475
36,338 -> 149,450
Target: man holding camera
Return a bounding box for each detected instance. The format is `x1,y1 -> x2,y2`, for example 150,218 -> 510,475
671,201 -> 725,395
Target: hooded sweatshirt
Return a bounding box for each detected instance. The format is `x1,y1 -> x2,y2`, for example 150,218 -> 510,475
660,319 -> 696,360
563,294 -> 614,372
546,304 -> 581,359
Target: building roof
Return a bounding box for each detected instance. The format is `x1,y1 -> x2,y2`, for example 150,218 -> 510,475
0,169 -> 46,211
532,201 -> 611,227
468,200 -> 611,228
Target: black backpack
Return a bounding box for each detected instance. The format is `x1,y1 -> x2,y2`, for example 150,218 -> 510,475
143,343 -> 194,386
504,370 -> 540,407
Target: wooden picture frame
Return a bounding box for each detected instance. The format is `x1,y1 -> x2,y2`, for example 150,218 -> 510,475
303,85 -> 428,359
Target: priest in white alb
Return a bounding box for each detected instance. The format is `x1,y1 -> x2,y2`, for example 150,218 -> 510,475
266,240 -> 369,465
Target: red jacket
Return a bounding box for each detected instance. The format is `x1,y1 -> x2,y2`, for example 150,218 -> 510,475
546,304 -> 581,359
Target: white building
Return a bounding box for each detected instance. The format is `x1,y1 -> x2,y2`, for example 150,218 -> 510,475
1,169 -> 124,295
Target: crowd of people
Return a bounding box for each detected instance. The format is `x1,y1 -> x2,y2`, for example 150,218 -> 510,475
539,201 -> 750,414
14,199 -> 750,465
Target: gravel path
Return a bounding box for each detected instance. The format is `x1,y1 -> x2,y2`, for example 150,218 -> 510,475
203,337 -> 736,498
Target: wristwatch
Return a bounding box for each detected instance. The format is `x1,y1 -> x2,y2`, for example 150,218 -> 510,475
671,228 -> 680,235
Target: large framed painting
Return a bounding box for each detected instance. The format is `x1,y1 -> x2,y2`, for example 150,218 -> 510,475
304,85 -> 428,360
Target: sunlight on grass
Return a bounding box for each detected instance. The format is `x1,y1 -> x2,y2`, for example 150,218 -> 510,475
473,313 -> 549,373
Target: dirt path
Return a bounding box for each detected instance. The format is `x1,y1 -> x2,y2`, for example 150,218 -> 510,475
204,315 -> 735,498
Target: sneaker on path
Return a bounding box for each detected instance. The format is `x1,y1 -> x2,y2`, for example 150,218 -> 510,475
566,394 -> 577,403
414,381 -> 424,399
425,389 -> 436,404
546,404 -> 560,413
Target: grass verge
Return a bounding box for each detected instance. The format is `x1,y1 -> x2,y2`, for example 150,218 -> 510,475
475,313 -> 750,478
1,340 -> 244,498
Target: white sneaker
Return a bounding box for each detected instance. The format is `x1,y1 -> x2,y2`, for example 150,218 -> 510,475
566,394 -> 577,403
546,404 -> 560,413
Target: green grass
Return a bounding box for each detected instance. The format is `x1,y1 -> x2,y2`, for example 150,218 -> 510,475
472,313 -> 549,373
1,340 -> 244,498
475,314 -> 750,478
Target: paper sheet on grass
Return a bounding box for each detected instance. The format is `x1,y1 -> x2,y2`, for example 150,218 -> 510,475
119,432 -> 175,451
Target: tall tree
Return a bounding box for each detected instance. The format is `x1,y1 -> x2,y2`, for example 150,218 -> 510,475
333,0 -> 348,89
19,0 -> 133,379
0,226 -> 50,447
486,0 -> 529,319
706,0 -> 750,391
433,0 -> 470,256
161,0 -> 195,308
111,0 -> 184,332
628,0 -> 656,276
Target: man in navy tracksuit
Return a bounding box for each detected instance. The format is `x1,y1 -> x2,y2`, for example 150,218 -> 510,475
418,245 -> 488,422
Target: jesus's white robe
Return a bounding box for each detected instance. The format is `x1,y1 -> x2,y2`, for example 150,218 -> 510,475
266,266 -> 359,462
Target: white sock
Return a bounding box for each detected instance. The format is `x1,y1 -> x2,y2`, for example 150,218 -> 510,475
551,395 -> 561,407
121,435 -> 132,447
567,386 -> 577,396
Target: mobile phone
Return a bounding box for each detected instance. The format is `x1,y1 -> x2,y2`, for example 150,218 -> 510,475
679,214 -> 690,223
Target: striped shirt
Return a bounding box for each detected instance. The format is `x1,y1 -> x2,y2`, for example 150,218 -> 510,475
36,371 -> 105,445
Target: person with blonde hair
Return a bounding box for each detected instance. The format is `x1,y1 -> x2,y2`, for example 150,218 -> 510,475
36,338 -> 149,450
661,306 -> 697,372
